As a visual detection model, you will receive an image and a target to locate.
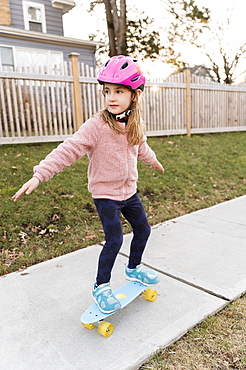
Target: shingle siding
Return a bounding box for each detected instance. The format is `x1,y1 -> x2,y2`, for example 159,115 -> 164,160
9,1 -> 24,29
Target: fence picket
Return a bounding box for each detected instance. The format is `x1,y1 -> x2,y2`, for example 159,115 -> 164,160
80,63 -> 88,122
64,61 -> 73,135
29,72 -> 38,137
16,70 -> 26,137
22,74 -> 32,136
38,66 -> 48,136
6,78 -> 15,137
34,67 -> 43,137
0,78 -> 9,137
11,77 -> 21,137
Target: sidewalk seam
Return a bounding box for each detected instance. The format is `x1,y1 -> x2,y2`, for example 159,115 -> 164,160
119,251 -> 231,302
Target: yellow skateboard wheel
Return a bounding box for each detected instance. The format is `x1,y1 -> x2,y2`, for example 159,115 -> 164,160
144,288 -> 158,302
98,321 -> 114,337
82,323 -> 95,330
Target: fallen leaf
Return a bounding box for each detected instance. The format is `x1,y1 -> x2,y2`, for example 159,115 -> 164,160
149,206 -> 154,214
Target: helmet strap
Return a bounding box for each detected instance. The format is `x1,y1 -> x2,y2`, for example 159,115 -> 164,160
107,108 -> 133,122
115,109 -> 132,122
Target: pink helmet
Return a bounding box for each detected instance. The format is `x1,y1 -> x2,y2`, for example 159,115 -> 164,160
97,55 -> 146,91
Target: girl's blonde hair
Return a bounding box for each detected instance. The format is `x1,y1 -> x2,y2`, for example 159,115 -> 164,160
100,89 -> 145,146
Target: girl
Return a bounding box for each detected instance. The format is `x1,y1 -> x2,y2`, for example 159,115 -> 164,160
12,55 -> 164,314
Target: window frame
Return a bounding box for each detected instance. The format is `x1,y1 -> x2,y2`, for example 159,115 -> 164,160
22,0 -> 47,33
0,44 -> 15,70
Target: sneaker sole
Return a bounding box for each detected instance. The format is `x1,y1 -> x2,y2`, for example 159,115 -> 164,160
125,274 -> 159,287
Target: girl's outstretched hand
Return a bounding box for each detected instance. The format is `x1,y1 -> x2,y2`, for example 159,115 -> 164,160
150,160 -> 165,173
12,177 -> 40,202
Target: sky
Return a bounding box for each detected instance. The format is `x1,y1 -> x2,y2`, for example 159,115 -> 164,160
63,0 -> 246,82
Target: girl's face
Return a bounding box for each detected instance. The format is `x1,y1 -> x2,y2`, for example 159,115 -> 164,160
103,83 -> 134,115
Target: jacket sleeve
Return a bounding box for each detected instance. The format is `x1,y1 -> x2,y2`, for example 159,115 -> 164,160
33,118 -> 98,182
137,136 -> 157,165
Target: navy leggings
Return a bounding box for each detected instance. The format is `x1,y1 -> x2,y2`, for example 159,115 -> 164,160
93,193 -> 151,285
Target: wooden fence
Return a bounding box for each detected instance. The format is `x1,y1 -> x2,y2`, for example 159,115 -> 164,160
0,54 -> 246,145
144,69 -> 246,137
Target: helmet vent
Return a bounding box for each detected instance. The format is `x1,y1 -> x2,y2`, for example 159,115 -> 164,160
131,76 -> 140,82
104,59 -> 110,67
120,62 -> 129,70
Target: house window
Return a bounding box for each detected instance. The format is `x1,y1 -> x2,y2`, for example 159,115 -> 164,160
0,46 -> 14,70
23,1 -> 47,33
15,48 -> 63,73
0,45 -> 63,73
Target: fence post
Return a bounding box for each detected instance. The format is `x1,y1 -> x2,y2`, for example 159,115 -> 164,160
69,53 -> 83,131
185,67 -> 191,137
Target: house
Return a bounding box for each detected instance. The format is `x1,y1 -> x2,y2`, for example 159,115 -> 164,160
189,65 -> 215,81
0,0 -> 102,72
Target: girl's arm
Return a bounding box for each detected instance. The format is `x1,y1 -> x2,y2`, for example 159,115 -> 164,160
12,176 -> 40,202
12,116 -> 100,202
12,138 -> 89,201
33,117 -> 100,181
12,117 -> 100,201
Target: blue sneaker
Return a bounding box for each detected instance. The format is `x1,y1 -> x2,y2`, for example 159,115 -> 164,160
125,265 -> 159,286
92,283 -> 121,314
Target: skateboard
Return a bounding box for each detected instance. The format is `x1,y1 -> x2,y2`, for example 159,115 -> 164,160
80,281 -> 158,337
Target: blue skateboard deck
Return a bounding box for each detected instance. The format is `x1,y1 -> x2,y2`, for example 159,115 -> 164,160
80,281 -> 157,337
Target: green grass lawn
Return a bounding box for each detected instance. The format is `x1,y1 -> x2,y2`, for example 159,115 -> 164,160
0,132 -> 245,275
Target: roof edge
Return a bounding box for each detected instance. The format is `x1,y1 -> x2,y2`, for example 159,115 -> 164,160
0,26 -> 104,48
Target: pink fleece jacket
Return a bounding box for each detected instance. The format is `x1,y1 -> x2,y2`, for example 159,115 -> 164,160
33,113 -> 157,201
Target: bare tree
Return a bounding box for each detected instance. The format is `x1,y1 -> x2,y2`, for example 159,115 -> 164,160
199,42 -> 246,84
89,0 -> 162,59
164,0 -> 246,83
199,21 -> 246,84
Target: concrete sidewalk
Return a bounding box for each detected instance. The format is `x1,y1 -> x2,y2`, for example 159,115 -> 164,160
1,195 -> 245,370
